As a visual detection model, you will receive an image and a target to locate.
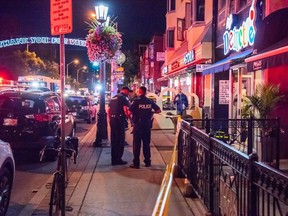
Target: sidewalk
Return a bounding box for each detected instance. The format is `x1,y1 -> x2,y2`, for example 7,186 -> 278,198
19,125 -> 207,216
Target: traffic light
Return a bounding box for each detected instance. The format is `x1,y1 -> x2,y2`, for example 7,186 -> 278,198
93,61 -> 100,73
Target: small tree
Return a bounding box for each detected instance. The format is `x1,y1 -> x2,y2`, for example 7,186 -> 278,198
242,83 -> 282,119
242,82 -> 283,163
122,50 -> 140,86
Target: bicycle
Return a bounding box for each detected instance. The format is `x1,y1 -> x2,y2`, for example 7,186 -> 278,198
40,136 -> 79,216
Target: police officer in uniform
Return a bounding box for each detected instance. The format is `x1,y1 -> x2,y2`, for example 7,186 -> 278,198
107,86 -> 131,165
129,86 -> 161,169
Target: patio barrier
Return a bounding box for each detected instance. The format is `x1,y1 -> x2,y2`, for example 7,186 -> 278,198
177,119 -> 288,216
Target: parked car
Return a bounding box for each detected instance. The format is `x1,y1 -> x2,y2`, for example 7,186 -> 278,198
0,91 -> 76,161
163,101 -> 176,110
65,95 -> 97,123
0,139 -> 15,216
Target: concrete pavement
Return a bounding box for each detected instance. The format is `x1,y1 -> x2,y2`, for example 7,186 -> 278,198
19,124 -> 208,216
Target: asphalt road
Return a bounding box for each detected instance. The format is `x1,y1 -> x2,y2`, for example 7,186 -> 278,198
6,120 -> 95,216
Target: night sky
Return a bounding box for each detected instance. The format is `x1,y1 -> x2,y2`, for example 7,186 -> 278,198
0,0 -> 166,67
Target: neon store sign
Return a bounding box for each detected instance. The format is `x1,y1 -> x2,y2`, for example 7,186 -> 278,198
0,37 -> 86,48
223,2 -> 256,55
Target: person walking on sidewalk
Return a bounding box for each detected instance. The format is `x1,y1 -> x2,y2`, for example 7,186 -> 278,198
173,86 -> 188,118
107,86 -> 131,165
129,86 -> 161,169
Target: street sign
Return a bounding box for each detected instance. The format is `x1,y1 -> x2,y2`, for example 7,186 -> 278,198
50,0 -> 73,35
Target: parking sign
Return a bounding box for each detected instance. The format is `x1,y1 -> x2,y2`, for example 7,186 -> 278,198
50,0 -> 73,35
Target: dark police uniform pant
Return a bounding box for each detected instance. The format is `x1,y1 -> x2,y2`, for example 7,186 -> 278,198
132,121 -> 151,166
110,116 -> 125,163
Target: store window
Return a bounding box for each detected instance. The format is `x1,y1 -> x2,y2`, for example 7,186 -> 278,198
167,29 -> 174,48
195,0 -> 205,22
167,0 -> 176,12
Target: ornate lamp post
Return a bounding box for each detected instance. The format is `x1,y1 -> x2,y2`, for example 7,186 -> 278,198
66,59 -> 79,80
93,4 -> 109,147
76,66 -> 87,83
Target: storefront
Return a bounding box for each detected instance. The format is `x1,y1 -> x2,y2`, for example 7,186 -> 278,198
245,7 -> 288,158
202,2 -> 257,119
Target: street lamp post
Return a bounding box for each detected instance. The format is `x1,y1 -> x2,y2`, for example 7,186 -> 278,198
66,59 -> 79,80
93,4 -> 109,147
76,66 -> 87,83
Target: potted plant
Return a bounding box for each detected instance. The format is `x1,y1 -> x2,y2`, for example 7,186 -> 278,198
241,82 -> 282,163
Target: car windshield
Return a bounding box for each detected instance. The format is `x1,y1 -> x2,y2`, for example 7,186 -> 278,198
65,96 -> 88,106
0,96 -> 45,114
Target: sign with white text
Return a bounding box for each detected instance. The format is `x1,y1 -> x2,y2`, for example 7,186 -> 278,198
50,0 -> 73,35
219,80 -> 229,105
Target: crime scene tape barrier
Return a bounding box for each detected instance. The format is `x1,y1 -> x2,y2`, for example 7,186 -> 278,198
152,118 -> 181,216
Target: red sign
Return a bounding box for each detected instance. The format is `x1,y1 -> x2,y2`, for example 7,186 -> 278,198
171,61 -> 180,70
50,0 -> 73,35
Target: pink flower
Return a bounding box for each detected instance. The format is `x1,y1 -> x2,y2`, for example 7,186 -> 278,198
86,24 -> 122,62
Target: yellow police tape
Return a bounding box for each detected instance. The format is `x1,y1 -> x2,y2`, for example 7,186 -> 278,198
152,119 -> 181,216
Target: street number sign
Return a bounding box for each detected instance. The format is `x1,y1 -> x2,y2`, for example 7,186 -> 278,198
50,0 -> 73,35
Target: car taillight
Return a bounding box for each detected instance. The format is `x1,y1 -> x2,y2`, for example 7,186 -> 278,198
25,114 -> 51,122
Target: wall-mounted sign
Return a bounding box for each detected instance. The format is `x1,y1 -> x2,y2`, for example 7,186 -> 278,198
184,50 -> 195,64
196,64 -> 211,72
115,67 -> 124,72
223,2 -> 256,55
156,52 -> 165,61
253,60 -> 262,70
171,61 -> 180,70
149,43 -> 154,61
219,80 -> 229,105
50,0 -> 73,35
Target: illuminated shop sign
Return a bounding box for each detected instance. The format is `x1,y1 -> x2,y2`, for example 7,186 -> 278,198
162,66 -> 168,75
223,1 -> 256,55
149,43 -> 154,61
184,50 -> 195,64
0,37 -> 86,48
171,61 -> 180,70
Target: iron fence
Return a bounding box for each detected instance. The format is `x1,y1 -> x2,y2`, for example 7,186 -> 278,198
184,117 -> 280,169
177,120 -> 288,216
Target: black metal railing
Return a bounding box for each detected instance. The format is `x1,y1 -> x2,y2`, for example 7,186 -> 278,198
177,120 -> 288,216
186,117 -> 280,169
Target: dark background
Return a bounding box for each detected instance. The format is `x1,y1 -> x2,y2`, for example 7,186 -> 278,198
0,0 -> 166,68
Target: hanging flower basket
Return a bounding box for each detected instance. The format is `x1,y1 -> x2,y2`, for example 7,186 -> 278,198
86,19 -> 122,62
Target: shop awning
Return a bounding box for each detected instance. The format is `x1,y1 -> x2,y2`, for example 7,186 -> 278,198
202,49 -> 252,75
168,41 -> 188,62
246,38 -> 288,71
245,8 -> 288,71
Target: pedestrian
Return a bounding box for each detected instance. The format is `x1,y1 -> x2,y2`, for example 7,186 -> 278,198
107,86 -> 132,165
129,86 -> 161,169
173,86 -> 188,118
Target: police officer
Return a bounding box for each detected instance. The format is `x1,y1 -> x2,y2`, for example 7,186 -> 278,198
107,86 -> 131,165
129,86 -> 161,169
